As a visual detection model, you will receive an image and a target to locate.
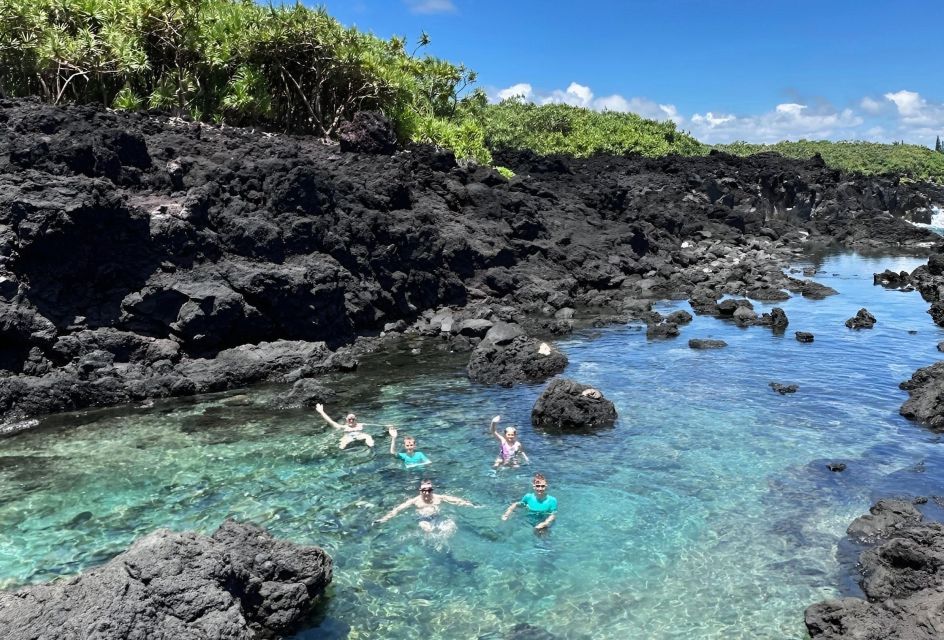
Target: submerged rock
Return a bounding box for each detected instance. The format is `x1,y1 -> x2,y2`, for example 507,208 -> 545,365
796,331 -> 815,343
845,308 -> 877,329
531,378 -> 617,430
688,338 -> 727,349
769,382 -> 798,394
279,378 -> 336,408
0,520 -> 332,640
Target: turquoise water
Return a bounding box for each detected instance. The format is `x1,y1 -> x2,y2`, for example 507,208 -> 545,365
3,253 -> 944,639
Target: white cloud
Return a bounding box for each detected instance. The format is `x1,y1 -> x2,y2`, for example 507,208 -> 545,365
492,81 -> 684,125
860,96 -> 885,114
691,111 -> 736,127
488,81 -> 944,146
496,83 -> 534,102
404,0 -> 456,14
883,89 -> 944,127
688,102 -> 864,144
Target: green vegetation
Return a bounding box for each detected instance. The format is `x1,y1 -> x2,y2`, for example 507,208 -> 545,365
716,140 -> 944,182
0,0 -> 488,158
482,100 -> 706,158
2,0 -> 942,179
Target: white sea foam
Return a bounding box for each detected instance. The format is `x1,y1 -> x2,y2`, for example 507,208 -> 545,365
909,205 -> 944,234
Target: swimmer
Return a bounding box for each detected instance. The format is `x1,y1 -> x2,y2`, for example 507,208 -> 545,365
489,415 -> 529,468
388,427 -> 431,467
375,479 -> 473,534
315,403 -> 375,449
502,472 -> 557,531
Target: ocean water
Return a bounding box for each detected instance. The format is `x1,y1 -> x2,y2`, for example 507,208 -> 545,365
2,253 -> 944,639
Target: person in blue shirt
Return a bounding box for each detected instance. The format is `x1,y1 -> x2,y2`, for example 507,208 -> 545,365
388,426 -> 431,467
502,473 -> 557,530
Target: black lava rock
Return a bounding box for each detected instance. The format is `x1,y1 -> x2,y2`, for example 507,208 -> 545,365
688,338 -> 727,349
845,308 -> 877,329
531,378 -> 617,430
467,335 -> 567,387
0,520 -> 332,640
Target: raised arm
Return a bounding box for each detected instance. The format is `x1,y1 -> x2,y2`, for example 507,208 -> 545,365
388,426 -> 398,455
489,415 -> 504,442
315,403 -> 343,430
376,497 -> 416,524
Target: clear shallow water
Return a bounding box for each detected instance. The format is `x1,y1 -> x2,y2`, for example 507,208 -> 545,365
3,253 -> 944,639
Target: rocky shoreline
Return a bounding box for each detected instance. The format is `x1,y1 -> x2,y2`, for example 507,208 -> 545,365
5,98 -> 944,638
1,97 -> 941,427
806,500 -> 944,640
0,520 -> 332,639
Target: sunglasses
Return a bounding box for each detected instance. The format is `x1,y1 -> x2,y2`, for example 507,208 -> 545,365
533,484 -> 547,489
420,488 -> 433,493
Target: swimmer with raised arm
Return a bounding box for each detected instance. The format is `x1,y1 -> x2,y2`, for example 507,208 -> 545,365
315,403 -> 375,449
502,473 -> 557,531
375,479 -> 473,534
388,427 -> 431,467
489,415 -> 529,468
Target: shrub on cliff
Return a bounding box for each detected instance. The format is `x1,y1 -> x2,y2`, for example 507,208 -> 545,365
0,0 -> 489,160
482,100 -> 707,158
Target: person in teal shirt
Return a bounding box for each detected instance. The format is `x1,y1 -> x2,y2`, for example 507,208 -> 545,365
502,473 -> 557,530
388,427 -> 431,467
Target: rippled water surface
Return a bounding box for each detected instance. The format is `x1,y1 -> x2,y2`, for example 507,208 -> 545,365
3,253 -> 944,639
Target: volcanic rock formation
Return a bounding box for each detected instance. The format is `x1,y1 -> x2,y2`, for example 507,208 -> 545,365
0,520 -> 332,640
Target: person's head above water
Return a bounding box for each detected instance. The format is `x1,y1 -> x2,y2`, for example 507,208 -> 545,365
345,413 -> 357,425
419,479 -> 434,501
504,426 -> 517,441
532,473 -> 548,494
403,436 -> 417,452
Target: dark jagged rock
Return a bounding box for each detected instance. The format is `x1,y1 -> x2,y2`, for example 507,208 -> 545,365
796,331 -> 815,343
0,520 -> 332,640
899,361 -> 944,430
664,309 -> 693,325
846,499 -> 922,542
717,298 -> 754,316
827,462 -> 847,472
769,382 -> 798,394
531,378 -> 617,430
645,321 -> 680,339
806,502 -> 944,640
873,269 -> 911,288
845,308 -> 877,329
338,110 -> 397,155
1,98 -> 942,424
467,335 -> 567,387
688,338 -> 727,349
279,378 -> 336,408
929,301 -> 944,327
755,307 -> 789,331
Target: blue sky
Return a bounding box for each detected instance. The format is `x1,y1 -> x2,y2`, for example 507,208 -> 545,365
319,0 -> 944,146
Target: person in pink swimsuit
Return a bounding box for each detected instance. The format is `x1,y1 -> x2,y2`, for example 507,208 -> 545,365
489,415 -> 530,468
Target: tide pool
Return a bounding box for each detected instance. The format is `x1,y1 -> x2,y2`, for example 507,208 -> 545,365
2,253 -> 944,639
